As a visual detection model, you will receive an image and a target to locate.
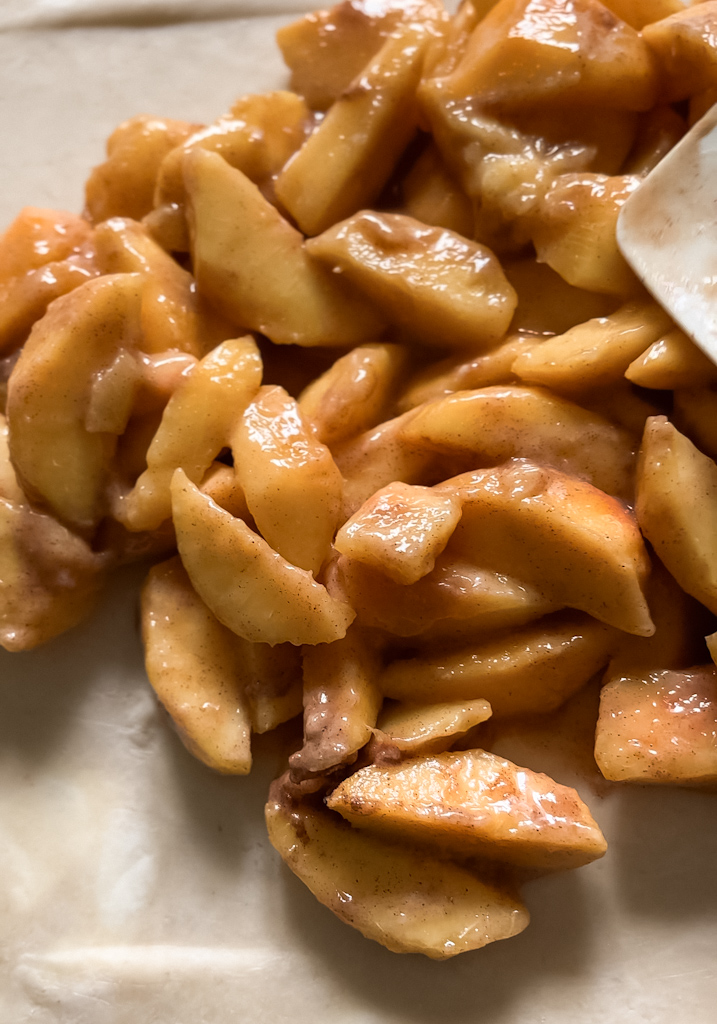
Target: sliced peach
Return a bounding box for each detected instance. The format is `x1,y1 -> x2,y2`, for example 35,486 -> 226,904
334,409 -> 442,520
94,217 -> 223,357
171,470 -> 355,646
327,748 -> 608,870
531,174 -> 642,295
0,256 -> 99,356
155,91 -> 309,209
335,481 -> 462,585
635,417 -> 717,615
381,611 -> 617,715
237,641 -> 303,735
6,273 -> 142,531
512,300 -> 672,393
119,336 -> 262,532
643,3 -> 717,103
400,143 -> 475,237
298,343 -> 406,449
327,550 -> 556,638
397,334 -> 534,412
443,0 -> 658,111
85,114 -> 198,223
142,556 -> 251,774
375,698 -> 492,755
626,328 -> 717,390
609,559 -> 712,678
401,385 -> 636,499
231,385 -> 343,575
307,211 -> 517,349
0,496 -> 104,651
0,207 -> 92,284
673,388 -> 717,461
276,0 -> 443,110
275,22 -> 436,236
266,792 -> 529,958
184,149 -> 384,347
595,667 -> 717,785
441,460 -> 653,635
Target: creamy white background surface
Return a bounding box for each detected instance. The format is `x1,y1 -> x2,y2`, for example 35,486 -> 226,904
0,7 -> 716,1022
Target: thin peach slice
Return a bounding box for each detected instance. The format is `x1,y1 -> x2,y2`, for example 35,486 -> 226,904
380,611 -> 617,716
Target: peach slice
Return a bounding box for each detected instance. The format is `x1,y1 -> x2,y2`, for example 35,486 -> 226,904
335,481 -> 462,585
184,149 -> 384,347
642,2 -> 717,102
275,22 -> 437,235
625,328 -> 717,391
635,417 -> 717,615
595,667 -> 717,785
441,460 -> 653,635
289,628 -> 382,775
85,114 -> 197,223
327,748 -> 608,870
7,273 -> 142,531
402,385 -> 636,499
381,611 -> 617,716
375,698 -> 492,755
171,470 -> 355,646
298,343 -> 407,449
142,556 -> 252,774
231,384 -> 343,576
327,551 -> 556,638
443,0 -> 658,111
307,211 -> 517,349
120,336 -> 262,533
512,301 -> 673,393
266,791 -> 529,958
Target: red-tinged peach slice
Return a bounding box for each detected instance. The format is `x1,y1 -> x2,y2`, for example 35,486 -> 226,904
595,667 -> 717,785
327,748 -> 608,870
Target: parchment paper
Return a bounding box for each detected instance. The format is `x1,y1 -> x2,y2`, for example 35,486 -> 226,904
0,7 -> 715,1022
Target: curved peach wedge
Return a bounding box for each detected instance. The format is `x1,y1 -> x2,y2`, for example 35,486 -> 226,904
440,460 -> 654,636
327,748 -> 608,871
381,612 -> 618,717
142,556 -> 252,774
266,791 -> 529,958
171,469 -> 355,646
7,273 -> 142,531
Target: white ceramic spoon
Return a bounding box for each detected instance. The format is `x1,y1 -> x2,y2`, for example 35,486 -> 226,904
617,103 -> 717,367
